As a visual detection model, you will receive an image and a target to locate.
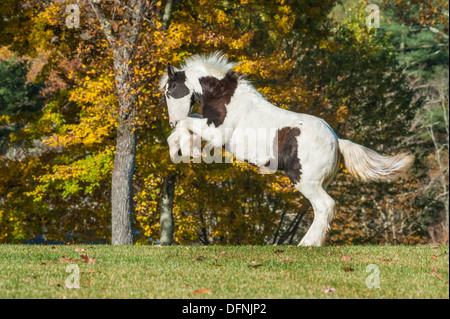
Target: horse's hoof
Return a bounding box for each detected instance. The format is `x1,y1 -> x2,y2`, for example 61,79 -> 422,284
298,239 -> 322,247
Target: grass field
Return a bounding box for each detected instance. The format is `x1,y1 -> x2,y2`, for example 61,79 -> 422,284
0,244 -> 448,299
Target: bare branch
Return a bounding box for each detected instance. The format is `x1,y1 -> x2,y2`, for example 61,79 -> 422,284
89,0 -> 117,47
161,0 -> 174,30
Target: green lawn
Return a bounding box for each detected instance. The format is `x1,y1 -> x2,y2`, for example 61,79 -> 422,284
0,244 -> 448,298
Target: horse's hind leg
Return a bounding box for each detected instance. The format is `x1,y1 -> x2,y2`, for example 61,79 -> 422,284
296,181 -> 335,246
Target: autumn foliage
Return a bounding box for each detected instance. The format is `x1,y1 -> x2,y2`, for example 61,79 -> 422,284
0,0 -> 448,245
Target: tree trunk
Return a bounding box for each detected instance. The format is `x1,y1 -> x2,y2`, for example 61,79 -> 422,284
160,173 -> 176,245
161,0 -> 175,30
111,49 -> 137,244
89,0 -> 148,245
158,0 -> 177,245
111,121 -> 136,245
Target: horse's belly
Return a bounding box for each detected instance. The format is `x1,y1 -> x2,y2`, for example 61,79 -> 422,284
225,128 -> 277,166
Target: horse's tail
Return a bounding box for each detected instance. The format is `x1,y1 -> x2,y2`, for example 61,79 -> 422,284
338,139 -> 413,182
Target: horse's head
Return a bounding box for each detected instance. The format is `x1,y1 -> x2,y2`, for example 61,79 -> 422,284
162,64 -> 195,128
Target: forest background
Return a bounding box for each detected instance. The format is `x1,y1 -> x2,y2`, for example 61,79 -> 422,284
0,0 -> 448,246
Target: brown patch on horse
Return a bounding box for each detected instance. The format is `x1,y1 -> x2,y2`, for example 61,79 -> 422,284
267,127 -> 302,184
195,71 -> 240,127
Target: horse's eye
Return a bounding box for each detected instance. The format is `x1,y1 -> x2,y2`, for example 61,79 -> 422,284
166,91 -> 171,98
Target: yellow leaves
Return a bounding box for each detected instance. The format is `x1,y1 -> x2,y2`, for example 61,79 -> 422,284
336,105 -> 349,123
31,149 -> 114,199
0,115 -> 11,125
216,10 -> 229,24
29,2 -> 63,49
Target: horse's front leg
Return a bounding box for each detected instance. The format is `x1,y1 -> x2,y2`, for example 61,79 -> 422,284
167,128 -> 202,162
176,117 -> 227,149
167,129 -> 182,162
168,117 -> 205,162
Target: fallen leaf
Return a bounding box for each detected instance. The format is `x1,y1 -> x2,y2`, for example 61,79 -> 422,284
283,259 -> 293,264
218,251 -> 227,255
248,263 -> 263,268
192,288 -> 212,295
80,254 -> 96,264
41,261 -> 53,265
249,245 -> 254,251
274,249 -> 284,254
59,255 -> 78,263
82,270 -> 96,274
192,256 -> 206,262
379,258 -> 391,261
74,248 -> 85,252
323,286 -> 337,294
315,267 -> 324,271
431,267 -> 444,279
341,255 -> 352,262
343,267 -> 355,272
23,278 -> 32,282
432,255 -> 438,261
51,246 -> 58,249
211,258 -> 224,267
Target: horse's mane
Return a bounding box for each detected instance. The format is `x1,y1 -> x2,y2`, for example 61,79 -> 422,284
182,52 -> 237,78
159,52 -> 238,90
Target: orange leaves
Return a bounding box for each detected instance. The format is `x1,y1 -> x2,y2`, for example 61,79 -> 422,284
80,253 -> 96,264
59,255 -> 78,263
192,256 -> 207,262
341,255 -> 352,262
336,105 -> 349,123
192,288 -> 212,295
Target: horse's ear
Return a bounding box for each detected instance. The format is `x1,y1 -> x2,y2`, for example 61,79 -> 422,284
167,64 -> 175,78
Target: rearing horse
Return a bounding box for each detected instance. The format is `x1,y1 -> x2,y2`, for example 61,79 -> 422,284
160,52 -> 413,246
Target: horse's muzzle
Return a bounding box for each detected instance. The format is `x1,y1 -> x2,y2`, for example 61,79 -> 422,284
169,121 -> 178,128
